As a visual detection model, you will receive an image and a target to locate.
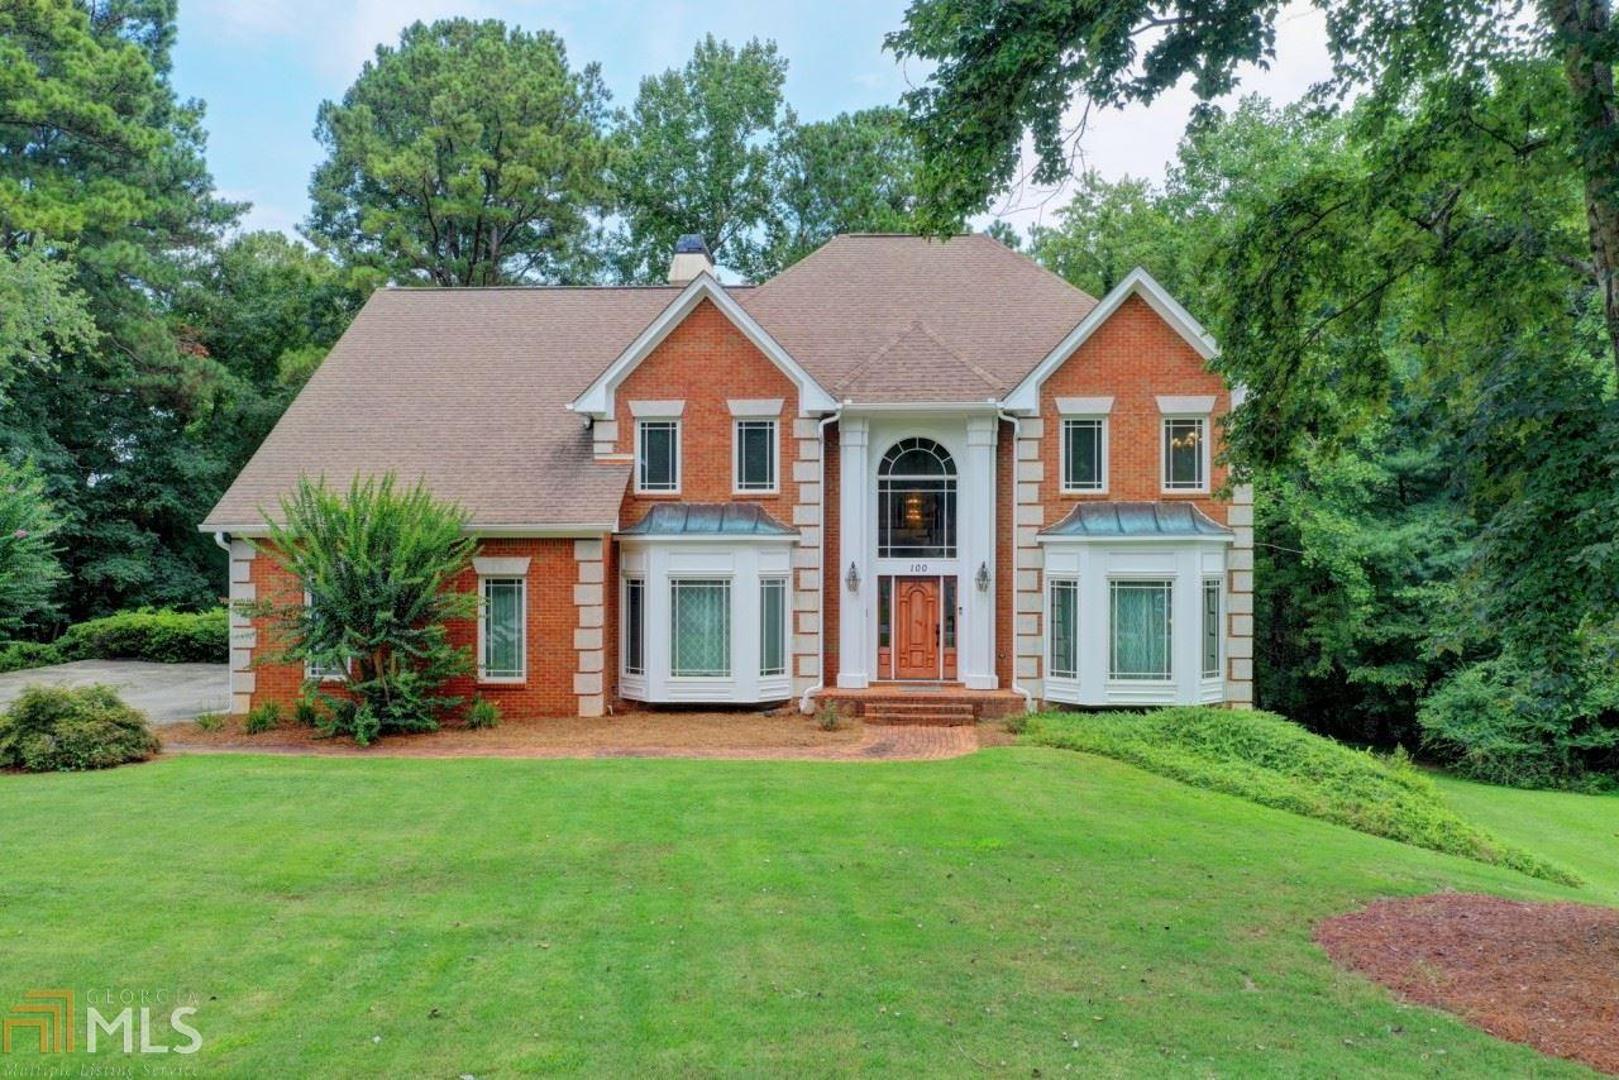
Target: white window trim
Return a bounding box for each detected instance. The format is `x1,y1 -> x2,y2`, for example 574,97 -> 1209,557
1160,414 -> 1210,494
477,576 -> 527,684
1107,577 -> 1176,684
669,576 -> 734,681
621,576 -> 646,678
759,576 -> 789,677
302,589 -> 350,682
1060,416 -> 1109,494
1202,576 -> 1224,680
635,418 -> 682,494
1046,576 -> 1080,681
733,417 -> 780,494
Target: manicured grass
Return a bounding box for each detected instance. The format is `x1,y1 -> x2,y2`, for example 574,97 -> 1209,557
1435,771 -> 1619,905
0,749 -> 1598,1076
1024,707 -> 1576,885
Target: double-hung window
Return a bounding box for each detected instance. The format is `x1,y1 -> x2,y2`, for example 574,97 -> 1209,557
671,578 -> 731,678
1109,580 -> 1173,681
1048,579 -> 1079,680
759,578 -> 787,677
622,577 -> 646,677
734,419 -> 778,493
303,589 -> 348,681
637,419 -> 680,493
479,577 -> 526,682
1162,416 -> 1208,492
1202,578 -> 1222,679
1061,418 -> 1106,492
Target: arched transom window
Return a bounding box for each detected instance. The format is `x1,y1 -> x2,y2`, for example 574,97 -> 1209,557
878,437 -> 957,558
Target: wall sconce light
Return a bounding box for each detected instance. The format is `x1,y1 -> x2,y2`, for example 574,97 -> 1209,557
846,562 -> 861,593
976,562 -> 991,592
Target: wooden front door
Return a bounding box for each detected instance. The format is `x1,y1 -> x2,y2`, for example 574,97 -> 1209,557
893,577 -> 941,679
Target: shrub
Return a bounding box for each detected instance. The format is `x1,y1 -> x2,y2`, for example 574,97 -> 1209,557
244,702 -> 281,734
293,695 -> 323,729
816,703 -> 841,731
57,608 -> 228,664
0,685 -> 159,772
0,640 -> 63,673
194,712 -> 225,733
251,474 -> 476,745
1025,706 -> 1577,885
465,697 -> 501,730
1003,712 -> 1028,735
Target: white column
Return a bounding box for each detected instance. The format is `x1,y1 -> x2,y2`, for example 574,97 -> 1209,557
836,417 -> 871,688
1174,548 -> 1202,705
961,416 -> 999,690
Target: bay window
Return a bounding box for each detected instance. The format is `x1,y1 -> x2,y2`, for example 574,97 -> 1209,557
623,577 -> 645,677
1109,580 -> 1173,681
759,577 -> 787,676
671,579 -> 731,678
1048,579 -> 1079,680
1202,578 -> 1222,679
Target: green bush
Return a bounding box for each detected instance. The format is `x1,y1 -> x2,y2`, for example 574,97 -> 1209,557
465,697 -> 501,730
293,695 -> 323,729
1419,658 -> 1619,790
1002,712 -> 1028,735
1025,706 -> 1577,885
58,608 -> 228,664
194,712 -> 225,733
244,702 -> 281,734
815,703 -> 841,731
0,685 -> 159,772
0,641 -> 64,673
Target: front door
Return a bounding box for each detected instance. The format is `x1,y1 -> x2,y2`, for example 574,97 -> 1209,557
893,577 -> 941,679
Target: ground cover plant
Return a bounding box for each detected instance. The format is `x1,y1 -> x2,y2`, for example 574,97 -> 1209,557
0,747 -> 1597,1076
0,684 -> 158,772
1023,708 -> 1575,884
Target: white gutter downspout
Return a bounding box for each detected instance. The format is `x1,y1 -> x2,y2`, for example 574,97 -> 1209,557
211,531 -> 231,554
799,408 -> 842,714
996,409 -> 1035,715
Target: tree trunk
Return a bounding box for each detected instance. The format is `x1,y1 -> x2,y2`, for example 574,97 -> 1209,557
1546,0 -> 1619,378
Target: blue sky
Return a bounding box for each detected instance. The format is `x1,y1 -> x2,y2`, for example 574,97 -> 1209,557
171,1 -> 1328,240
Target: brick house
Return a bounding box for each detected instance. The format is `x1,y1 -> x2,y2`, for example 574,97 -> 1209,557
202,234 -> 1253,721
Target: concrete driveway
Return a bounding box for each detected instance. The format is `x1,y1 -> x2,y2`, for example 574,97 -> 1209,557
0,660 -> 230,726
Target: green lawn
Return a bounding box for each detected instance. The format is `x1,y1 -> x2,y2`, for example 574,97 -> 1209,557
1434,771 -> 1619,905
0,748 -> 1602,1076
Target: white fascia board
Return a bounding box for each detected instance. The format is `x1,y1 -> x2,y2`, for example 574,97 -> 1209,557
568,273 -> 836,418
204,522 -> 617,538
1002,267 -> 1220,413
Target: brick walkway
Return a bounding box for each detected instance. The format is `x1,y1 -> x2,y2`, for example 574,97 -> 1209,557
163,720 -> 981,762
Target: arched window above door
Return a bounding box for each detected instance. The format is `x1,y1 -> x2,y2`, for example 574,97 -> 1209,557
878,437 -> 957,558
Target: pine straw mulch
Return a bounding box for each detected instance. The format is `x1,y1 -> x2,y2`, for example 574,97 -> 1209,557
1316,893 -> 1619,1075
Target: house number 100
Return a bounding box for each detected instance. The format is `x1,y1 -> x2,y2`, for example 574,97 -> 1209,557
908,563 -> 931,573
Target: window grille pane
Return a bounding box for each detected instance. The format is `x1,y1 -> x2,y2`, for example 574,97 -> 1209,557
1049,580 -> 1078,679
624,578 -> 645,676
482,578 -> 525,679
1163,418 -> 1205,489
671,579 -> 730,677
639,421 -> 678,490
760,578 -> 786,676
736,420 -> 776,490
1110,581 -> 1173,680
1202,579 -> 1221,678
1064,420 -> 1102,490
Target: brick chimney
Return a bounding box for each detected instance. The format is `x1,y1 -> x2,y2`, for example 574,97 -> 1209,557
667,234 -> 714,284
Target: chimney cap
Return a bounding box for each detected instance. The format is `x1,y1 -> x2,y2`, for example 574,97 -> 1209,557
674,234 -> 711,257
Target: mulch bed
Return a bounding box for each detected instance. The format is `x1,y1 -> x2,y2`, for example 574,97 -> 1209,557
1316,893 -> 1619,1074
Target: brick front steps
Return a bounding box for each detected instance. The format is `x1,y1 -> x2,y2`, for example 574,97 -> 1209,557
818,684 -> 1026,726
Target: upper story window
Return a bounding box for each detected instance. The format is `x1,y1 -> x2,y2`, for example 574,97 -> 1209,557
1162,416 -> 1208,492
637,419 -> 680,493
734,419 -> 778,493
878,437 -> 956,559
1062,418 -> 1107,492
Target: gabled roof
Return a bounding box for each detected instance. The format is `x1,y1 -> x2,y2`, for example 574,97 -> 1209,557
1038,501 -> 1233,541
619,502 -> 798,538
833,319 -> 1004,403
1002,267 -> 1217,413
569,272 -> 836,418
739,234 -> 1097,402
